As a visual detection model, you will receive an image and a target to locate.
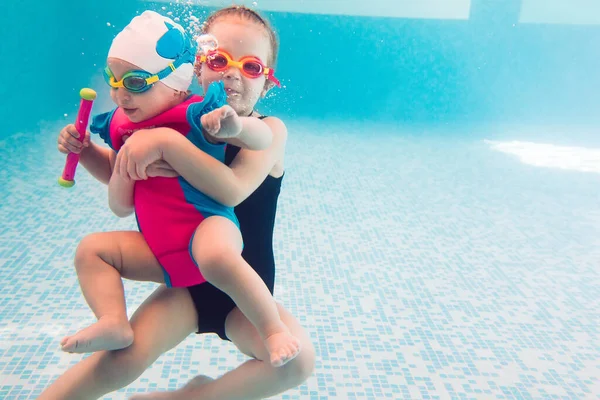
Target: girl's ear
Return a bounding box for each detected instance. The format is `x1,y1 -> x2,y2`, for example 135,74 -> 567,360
260,81 -> 275,98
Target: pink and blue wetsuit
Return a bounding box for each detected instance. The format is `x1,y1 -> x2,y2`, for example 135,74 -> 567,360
90,82 -> 239,288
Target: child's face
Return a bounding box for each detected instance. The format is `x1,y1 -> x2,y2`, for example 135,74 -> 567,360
107,58 -> 183,123
199,18 -> 273,116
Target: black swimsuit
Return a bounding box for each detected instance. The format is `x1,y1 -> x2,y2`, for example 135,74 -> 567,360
187,117 -> 283,340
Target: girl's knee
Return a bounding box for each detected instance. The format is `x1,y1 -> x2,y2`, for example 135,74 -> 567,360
280,343 -> 316,386
97,346 -> 154,386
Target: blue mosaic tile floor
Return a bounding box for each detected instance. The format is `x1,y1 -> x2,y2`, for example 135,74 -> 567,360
1,121 -> 599,399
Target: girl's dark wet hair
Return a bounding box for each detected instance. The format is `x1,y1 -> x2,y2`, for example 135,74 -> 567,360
201,5 -> 279,67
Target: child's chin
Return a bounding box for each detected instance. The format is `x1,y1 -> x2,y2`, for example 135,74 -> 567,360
125,113 -> 143,123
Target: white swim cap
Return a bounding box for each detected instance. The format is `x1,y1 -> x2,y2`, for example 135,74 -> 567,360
108,10 -> 195,91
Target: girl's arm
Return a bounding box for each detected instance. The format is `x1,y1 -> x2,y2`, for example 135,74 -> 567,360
158,117 -> 287,207
202,105 -> 272,151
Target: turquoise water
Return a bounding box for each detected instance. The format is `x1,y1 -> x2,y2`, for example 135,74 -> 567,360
2,1 -> 600,133
2,1 -> 600,399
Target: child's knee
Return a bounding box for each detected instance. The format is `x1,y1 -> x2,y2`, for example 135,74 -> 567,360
74,233 -> 104,269
192,243 -> 237,284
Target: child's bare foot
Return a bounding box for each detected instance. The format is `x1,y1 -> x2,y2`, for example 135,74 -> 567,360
264,329 -> 302,367
60,316 -> 133,353
129,375 -> 214,399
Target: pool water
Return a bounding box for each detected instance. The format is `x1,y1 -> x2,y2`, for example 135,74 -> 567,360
1,0 -> 599,398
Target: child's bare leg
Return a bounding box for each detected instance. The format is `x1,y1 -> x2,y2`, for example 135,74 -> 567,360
191,216 -> 301,367
61,231 -> 165,353
128,303 -> 315,400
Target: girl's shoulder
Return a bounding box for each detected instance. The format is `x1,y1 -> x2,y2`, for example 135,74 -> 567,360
261,116 -> 287,148
257,115 -> 287,134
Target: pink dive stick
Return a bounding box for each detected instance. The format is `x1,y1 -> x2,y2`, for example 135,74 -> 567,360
58,88 -> 97,187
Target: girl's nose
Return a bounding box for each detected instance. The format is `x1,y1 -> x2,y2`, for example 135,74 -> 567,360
222,66 -> 242,80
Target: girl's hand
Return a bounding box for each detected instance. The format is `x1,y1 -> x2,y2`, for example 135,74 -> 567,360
57,124 -> 90,154
146,160 -> 179,178
201,105 -> 242,140
115,130 -> 165,180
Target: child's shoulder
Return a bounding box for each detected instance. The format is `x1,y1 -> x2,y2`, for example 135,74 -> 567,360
186,94 -> 205,104
90,109 -> 118,138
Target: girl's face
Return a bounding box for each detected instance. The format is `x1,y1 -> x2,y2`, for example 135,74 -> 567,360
198,18 -> 274,116
107,58 -> 184,123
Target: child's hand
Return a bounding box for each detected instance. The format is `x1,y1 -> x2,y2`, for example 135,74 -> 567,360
201,105 -> 242,140
57,124 -> 90,154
